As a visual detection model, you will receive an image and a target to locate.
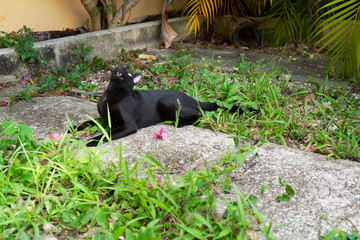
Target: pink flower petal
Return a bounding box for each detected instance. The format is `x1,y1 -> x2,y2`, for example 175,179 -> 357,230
307,144 -> 316,152
61,180 -> 68,187
171,177 -> 177,186
168,77 -> 176,83
3,98 -> 9,104
160,133 -> 168,140
21,76 -> 31,85
50,133 -> 61,140
154,126 -> 168,140
155,176 -> 162,185
40,159 -> 48,165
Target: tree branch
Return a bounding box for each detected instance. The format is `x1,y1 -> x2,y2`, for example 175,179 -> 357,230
81,0 -> 101,31
110,0 -> 117,23
109,0 -> 140,28
99,0 -> 114,24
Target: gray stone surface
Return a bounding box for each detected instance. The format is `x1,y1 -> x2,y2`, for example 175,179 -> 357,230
0,86 -> 24,99
0,75 -> 18,84
233,143 -> 360,239
145,43 -> 326,84
0,96 -> 98,139
98,124 -> 244,171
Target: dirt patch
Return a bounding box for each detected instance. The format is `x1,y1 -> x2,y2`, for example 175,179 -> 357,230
32,28 -> 88,42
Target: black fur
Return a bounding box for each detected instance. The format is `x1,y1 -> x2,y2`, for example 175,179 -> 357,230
72,64 -> 244,147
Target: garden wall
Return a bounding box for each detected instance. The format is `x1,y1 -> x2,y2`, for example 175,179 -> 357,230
0,17 -> 194,82
0,0 -> 186,32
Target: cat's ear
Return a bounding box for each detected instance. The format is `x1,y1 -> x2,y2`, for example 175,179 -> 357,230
133,73 -> 142,84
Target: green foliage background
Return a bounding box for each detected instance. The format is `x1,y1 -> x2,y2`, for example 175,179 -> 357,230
182,0 -> 360,83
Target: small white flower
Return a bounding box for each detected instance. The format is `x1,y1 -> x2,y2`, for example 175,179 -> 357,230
43,223 -> 53,233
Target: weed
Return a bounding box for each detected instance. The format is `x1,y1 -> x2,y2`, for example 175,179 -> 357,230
71,42 -> 94,63
36,74 -> 59,92
260,178 -> 295,203
128,48 -> 360,161
0,26 -> 42,64
321,226 -> 359,240
276,178 -> 295,202
0,120 -> 269,239
34,42 -> 107,93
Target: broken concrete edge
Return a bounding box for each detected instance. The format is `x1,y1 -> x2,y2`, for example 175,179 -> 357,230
0,17 -> 197,80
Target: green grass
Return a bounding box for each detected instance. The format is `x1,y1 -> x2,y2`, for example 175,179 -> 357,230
1,46 -> 359,239
0,120 -> 276,239
138,49 -> 359,161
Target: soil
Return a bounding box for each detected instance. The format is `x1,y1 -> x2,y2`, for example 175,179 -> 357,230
31,28 -> 88,42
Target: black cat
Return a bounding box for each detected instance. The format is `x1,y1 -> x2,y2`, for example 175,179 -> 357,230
72,64 -> 245,146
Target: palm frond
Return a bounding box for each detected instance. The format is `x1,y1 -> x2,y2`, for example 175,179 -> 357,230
313,0 -> 360,80
263,0 -> 311,47
183,0 -> 222,35
250,0 -> 272,16
220,0 -> 250,17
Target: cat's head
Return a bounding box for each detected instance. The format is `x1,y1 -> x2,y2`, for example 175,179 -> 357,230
110,64 -> 142,91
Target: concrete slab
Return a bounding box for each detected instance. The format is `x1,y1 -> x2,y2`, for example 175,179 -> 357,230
0,96 -> 98,139
96,124 -> 244,171
232,143 -> 360,239
0,75 -> 18,84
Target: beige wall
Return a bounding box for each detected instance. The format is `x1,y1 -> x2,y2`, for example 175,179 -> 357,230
0,0 -> 185,33
0,0 -> 89,32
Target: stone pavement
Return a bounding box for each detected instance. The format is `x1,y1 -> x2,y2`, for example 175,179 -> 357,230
146,42 -> 326,84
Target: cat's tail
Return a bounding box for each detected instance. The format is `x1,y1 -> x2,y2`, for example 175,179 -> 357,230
199,101 -> 244,113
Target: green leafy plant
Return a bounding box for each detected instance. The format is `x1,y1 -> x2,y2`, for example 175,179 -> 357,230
0,25 -> 40,63
276,178 -> 295,202
34,42 -> 106,93
36,74 -> 59,92
321,226 -> 359,240
313,0 -> 360,82
0,121 -> 35,164
262,0 -> 319,47
72,41 -> 95,64
183,0 -> 222,34
182,0 -> 256,35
